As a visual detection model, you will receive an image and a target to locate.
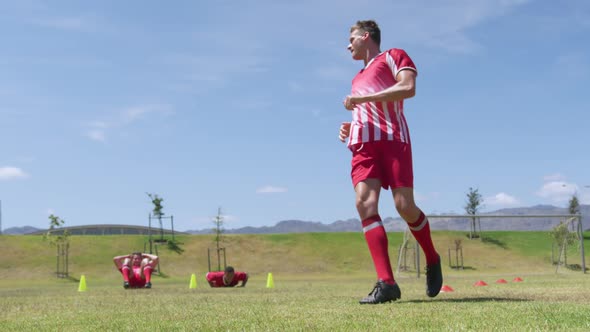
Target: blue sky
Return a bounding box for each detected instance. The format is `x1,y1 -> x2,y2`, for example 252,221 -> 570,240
1,0 -> 589,231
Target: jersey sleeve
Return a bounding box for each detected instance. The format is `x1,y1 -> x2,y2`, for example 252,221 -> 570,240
235,272 -> 248,282
386,48 -> 417,79
206,272 -> 219,285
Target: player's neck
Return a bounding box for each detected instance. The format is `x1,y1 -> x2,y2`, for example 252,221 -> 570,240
363,47 -> 381,66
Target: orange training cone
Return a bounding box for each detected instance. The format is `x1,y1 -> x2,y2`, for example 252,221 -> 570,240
513,277 -> 524,282
474,280 -> 488,286
440,285 -> 454,293
496,279 -> 508,284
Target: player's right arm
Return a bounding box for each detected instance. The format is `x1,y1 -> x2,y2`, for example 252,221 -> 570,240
206,272 -> 216,287
339,122 -> 351,142
113,254 -> 129,269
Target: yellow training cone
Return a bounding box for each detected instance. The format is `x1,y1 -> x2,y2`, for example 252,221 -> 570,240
189,273 -> 197,289
266,272 -> 274,288
78,275 -> 87,292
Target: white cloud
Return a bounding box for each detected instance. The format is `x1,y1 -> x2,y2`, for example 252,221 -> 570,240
86,129 -> 106,142
537,174 -> 590,204
256,186 -> 288,194
555,52 -> 589,79
544,173 -> 566,182
316,65 -> 353,81
229,99 -> 272,111
220,215 -> 239,223
85,104 -> 173,142
0,166 -> 29,180
120,105 -> 173,125
288,81 -> 303,93
30,17 -> 87,30
536,181 -> 578,203
160,53 -> 270,89
414,191 -> 427,203
485,192 -> 520,206
392,0 -> 531,53
88,121 -> 108,129
414,191 -> 441,203
13,156 -> 35,163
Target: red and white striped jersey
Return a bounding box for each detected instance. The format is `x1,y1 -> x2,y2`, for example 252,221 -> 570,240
348,48 -> 417,148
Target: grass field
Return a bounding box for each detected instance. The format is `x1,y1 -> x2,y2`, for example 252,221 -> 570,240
1,232 -> 589,331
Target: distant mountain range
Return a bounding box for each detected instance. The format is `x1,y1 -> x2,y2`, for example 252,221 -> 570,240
2,226 -> 42,235
186,204 -> 590,234
3,204 -> 589,235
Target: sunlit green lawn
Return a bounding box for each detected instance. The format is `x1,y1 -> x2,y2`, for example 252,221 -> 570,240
1,273 -> 589,331
1,232 -> 588,330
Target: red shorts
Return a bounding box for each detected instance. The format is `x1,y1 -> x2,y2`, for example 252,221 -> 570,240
119,266 -> 151,288
350,140 -> 413,190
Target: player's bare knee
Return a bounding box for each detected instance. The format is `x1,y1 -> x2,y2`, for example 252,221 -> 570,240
356,196 -> 378,215
396,202 -> 420,222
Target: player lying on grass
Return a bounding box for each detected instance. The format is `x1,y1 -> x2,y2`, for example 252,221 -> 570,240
206,266 -> 248,287
113,252 -> 159,289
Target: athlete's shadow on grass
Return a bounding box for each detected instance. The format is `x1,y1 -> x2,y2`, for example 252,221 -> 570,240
54,274 -> 80,282
448,266 -> 476,271
481,236 -> 508,249
403,297 -> 531,304
65,276 -> 80,282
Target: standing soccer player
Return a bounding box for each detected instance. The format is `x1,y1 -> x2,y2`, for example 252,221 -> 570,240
339,20 -> 443,304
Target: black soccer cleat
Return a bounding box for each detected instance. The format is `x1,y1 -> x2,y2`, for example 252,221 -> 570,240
144,282 -> 152,289
123,281 -> 130,289
426,255 -> 443,298
359,280 -> 401,304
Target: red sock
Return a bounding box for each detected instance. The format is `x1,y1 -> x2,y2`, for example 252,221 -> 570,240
362,215 -> 395,285
143,266 -> 152,283
407,211 -> 439,265
122,266 -> 130,282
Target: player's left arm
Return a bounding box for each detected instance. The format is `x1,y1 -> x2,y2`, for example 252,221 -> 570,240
143,253 -> 159,266
238,273 -> 248,287
346,69 -> 416,107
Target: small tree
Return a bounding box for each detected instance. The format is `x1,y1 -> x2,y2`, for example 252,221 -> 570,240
550,220 -> 578,268
450,239 -> 464,269
146,193 -> 184,255
211,207 -> 225,271
44,214 -> 70,278
568,194 -> 580,232
212,207 -> 224,252
147,193 -> 165,240
464,187 -> 483,239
